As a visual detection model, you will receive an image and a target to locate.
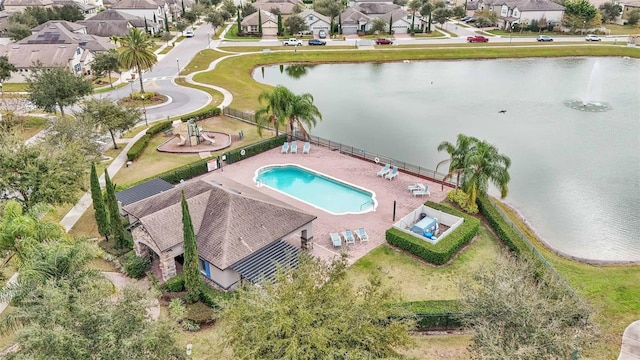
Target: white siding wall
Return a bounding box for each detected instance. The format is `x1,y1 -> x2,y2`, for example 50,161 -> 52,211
209,265 -> 241,290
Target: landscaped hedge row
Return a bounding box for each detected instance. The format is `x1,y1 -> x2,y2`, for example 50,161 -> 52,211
226,135 -> 287,164
126,121 -> 173,161
180,107 -> 221,122
158,158 -> 210,184
386,202 -> 480,265
391,300 -> 463,330
476,195 -> 529,255
126,134 -> 151,161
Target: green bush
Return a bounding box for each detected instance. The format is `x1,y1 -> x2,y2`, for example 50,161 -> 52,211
185,302 -> 217,324
386,202 -> 480,265
146,120 -> 172,136
226,135 -> 287,164
165,274 -> 186,292
123,251 -> 150,279
390,300 -> 462,330
126,134 -> 151,161
180,107 -> 221,122
477,195 -> 529,254
446,189 -> 478,214
158,158 -> 209,184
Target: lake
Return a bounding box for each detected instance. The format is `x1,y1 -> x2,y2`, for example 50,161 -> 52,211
253,57 -> 640,262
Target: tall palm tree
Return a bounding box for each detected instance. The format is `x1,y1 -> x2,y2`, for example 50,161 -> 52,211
420,1 -> 435,33
254,86 -> 291,137
283,92 -> 322,140
118,28 -> 157,95
436,134 -> 478,190
462,139 -> 511,205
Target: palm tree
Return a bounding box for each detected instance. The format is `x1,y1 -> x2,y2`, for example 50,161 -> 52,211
283,92 -> 322,140
420,1 -> 435,33
118,28 -> 157,95
462,139 -> 511,205
436,134 -> 478,190
408,0 -> 422,32
254,86 -> 291,137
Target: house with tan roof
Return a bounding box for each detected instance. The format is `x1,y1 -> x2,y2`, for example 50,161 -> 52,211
122,177 -> 317,291
253,0 -> 302,16
77,9 -> 161,37
0,20 -> 114,81
354,2 -> 401,16
339,7 -> 372,34
475,0 -> 565,28
377,8 -> 413,33
111,0 -> 172,28
3,0 -> 53,11
241,9 -> 279,36
297,9 -> 331,35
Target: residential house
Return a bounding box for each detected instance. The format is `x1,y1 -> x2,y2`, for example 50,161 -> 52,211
111,0 -> 171,29
297,9 -> 331,35
53,0 -> 98,16
339,7 -> 372,34
354,2 -> 401,17
240,9 -> 278,36
78,9 -> 162,37
378,7 -> 413,33
475,0 -> 565,29
349,0 -> 394,6
123,177 -> 317,291
3,0 -> 54,11
0,20 -> 114,81
622,0 -> 640,22
116,178 -> 174,207
253,0 -> 303,17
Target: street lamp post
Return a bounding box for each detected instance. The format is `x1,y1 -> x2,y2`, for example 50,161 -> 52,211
141,95 -> 148,126
207,32 -> 210,48
176,58 -> 180,79
128,79 -> 134,97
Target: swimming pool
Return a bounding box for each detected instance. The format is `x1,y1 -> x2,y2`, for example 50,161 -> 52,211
254,164 -> 377,215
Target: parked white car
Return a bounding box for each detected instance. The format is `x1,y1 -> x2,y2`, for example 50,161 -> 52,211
283,38 -> 303,46
585,34 -> 601,41
185,29 -> 194,38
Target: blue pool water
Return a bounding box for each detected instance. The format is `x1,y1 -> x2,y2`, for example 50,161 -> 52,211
255,164 -> 376,215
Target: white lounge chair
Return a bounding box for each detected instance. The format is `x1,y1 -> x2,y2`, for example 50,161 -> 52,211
342,230 -> 355,245
290,141 -> 298,153
413,187 -> 430,197
355,228 -> 369,242
408,183 -> 425,192
385,166 -> 398,180
302,142 -> 311,154
281,142 -> 289,153
330,232 -> 341,248
376,164 -> 390,177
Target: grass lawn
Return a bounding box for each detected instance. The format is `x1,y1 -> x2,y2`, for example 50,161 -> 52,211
413,31 -> 448,38
348,225 -> 501,301
181,49 -> 231,76
435,27 -> 459,37
192,45 -> 639,112
16,116 -> 48,141
1,83 -> 28,92
604,23 -> 640,35
494,200 -> 640,359
224,24 -> 261,41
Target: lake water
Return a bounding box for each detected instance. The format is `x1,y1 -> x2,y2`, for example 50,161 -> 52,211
253,57 -> 640,262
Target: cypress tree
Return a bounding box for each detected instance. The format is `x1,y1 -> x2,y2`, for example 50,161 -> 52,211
258,10 -> 262,34
181,191 -> 202,303
237,8 -> 242,34
339,14 -> 342,34
90,163 -> 110,240
153,13 -> 157,23
389,15 -> 393,35
144,17 -> 149,34
277,13 -> 282,36
105,169 -> 126,249
164,11 -> 170,33
181,0 -> 185,16
330,17 -> 334,35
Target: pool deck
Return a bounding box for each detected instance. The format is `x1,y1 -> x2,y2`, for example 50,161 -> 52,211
200,143 -> 451,264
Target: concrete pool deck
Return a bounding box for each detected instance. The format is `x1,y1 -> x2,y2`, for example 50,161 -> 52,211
199,143 -> 451,264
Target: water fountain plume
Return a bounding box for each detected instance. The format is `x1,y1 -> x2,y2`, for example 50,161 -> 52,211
565,61 -> 610,112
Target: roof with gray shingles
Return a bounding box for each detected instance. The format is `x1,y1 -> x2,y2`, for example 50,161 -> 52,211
241,9 -> 277,26
116,178 -> 174,206
486,0 -> 565,10
77,20 -> 132,36
3,0 -> 53,6
122,177 -> 316,270
85,8 -> 141,21
297,9 -> 331,24
32,20 -> 86,33
354,2 -> 400,15
340,7 -> 372,25
378,8 -> 410,22
112,0 -> 158,9
253,1 -> 298,15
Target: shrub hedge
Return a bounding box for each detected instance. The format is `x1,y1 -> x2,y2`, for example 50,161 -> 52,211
385,202 -> 480,265
126,134 -> 151,161
146,120 -> 172,136
185,302 -> 217,325
180,107 -> 221,122
123,251 -> 150,279
165,274 -> 186,292
390,300 -> 463,330
476,195 -> 529,254
226,135 -> 287,164
158,158 -> 210,184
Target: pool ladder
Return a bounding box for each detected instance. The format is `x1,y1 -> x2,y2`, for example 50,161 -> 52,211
360,199 -> 374,210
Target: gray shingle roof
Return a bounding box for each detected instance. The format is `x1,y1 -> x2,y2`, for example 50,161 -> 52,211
87,9 -> 143,21
123,178 -> 316,270
116,178 -> 174,206
4,0 -> 53,6
354,3 -> 400,15
340,7 -> 372,25
488,0 -> 565,10
241,9 -> 277,26
77,20 -> 132,37
112,0 -> 158,9
231,240 -> 301,283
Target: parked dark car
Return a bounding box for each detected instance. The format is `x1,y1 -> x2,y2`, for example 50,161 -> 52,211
465,17 -> 477,23
308,38 -> 327,46
375,38 -> 393,45
460,16 -> 471,21
467,35 -> 489,43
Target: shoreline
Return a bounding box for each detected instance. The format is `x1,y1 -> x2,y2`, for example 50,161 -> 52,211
499,199 -> 640,266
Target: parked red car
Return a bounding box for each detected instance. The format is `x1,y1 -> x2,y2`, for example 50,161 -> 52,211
467,35 -> 489,43
375,38 -> 393,45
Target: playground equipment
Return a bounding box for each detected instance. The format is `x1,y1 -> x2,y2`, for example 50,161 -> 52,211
187,119 -> 201,146
201,132 -> 216,145
176,133 -> 187,146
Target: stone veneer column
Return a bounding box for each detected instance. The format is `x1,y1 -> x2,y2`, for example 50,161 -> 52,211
300,228 -> 314,250
159,251 -> 177,281
133,240 -> 150,258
